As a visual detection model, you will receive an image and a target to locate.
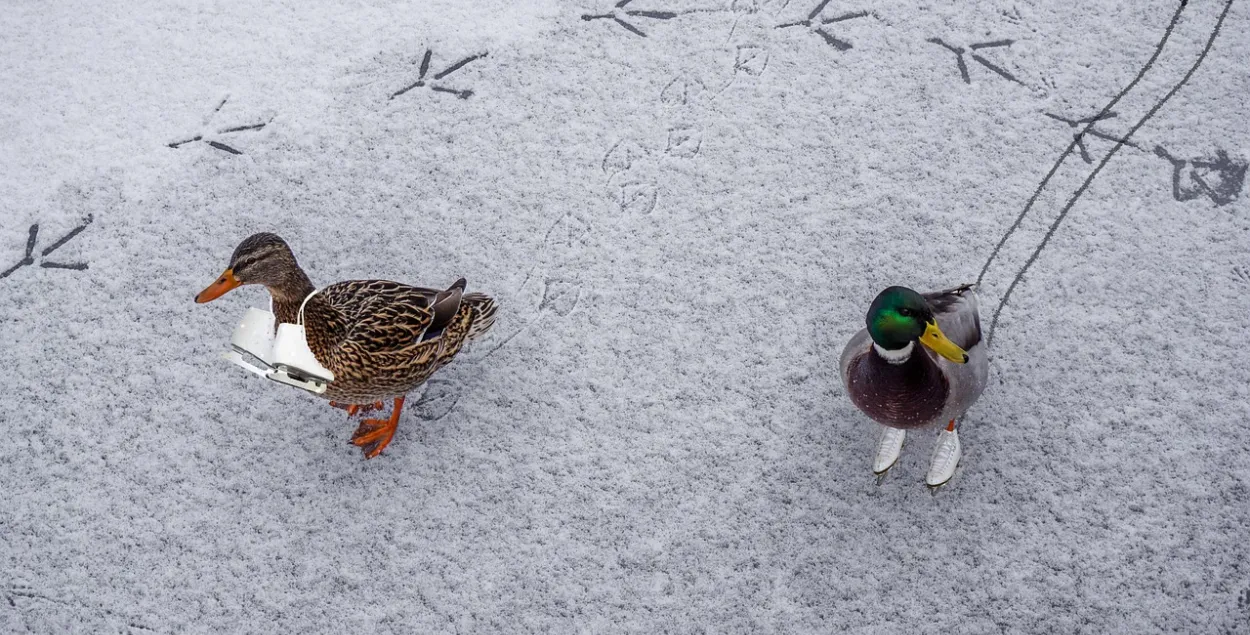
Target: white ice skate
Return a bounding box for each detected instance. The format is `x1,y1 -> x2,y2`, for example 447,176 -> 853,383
925,428 -> 961,488
873,426 -> 906,479
222,295 -> 335,395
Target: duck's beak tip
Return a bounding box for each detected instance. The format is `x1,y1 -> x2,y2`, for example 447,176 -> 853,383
196,268 -> 240,304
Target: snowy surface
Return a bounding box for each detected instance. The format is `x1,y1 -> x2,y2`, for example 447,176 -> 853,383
2,0 -> 1249,632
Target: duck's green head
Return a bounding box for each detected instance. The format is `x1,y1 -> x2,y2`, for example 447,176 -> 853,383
866,286 -> 968,363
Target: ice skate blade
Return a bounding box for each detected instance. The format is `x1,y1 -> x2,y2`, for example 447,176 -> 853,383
269,366 -> 329,395
224,350 -> 271,379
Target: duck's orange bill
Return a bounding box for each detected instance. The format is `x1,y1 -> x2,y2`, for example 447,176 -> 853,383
195,268 -> 241,303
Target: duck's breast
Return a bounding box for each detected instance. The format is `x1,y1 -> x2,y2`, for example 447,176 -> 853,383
844,347 -> 949,429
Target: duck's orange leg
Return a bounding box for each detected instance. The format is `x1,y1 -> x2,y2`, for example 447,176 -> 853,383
350,397 -> 405,459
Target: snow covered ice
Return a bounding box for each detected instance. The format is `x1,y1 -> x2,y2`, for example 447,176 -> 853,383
1,0 -> 1248,632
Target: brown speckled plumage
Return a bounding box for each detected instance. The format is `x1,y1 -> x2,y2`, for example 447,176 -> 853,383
198,233 -> 497,457
284,278 -> 496,403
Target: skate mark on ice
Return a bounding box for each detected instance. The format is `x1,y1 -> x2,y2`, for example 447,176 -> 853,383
981,0 -> 1233,346
412,377 -> 463,423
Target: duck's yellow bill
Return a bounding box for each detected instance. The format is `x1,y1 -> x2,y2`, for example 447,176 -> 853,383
919,320 -> 968,364
195,268 -> 241,303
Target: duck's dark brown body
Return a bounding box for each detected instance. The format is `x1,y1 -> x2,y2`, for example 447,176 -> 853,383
844,345 -> 949,428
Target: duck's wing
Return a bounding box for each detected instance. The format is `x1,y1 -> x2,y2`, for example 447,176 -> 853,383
924,283 -> 982,351
318,280 -> 444,355
926,284 -> 989,422
425,278 -> 466,338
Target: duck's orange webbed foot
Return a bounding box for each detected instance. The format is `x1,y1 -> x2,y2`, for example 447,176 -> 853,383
349,397 -> 406,459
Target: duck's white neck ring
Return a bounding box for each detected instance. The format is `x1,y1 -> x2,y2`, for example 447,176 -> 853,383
873,341 -> 914,365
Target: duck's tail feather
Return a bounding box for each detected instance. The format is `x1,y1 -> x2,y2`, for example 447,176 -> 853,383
463,292 -> 498,341
924,283 -> 977,312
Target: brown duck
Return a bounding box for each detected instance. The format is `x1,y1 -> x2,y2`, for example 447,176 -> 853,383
195,233 -> 497,458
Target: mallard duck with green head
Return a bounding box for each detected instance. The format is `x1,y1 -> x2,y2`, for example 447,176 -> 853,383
195,233 -> 497,459
839,284 -> 987,486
